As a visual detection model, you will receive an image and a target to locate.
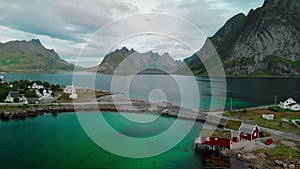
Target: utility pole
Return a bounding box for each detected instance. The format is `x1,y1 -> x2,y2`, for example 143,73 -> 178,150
274,96 -> 277,105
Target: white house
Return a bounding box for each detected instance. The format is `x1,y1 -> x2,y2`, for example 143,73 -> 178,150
262,114 -> 274,120
42,89 -> 53,98
280,98 -> 300,111
0,75 -> 5,83
64,85 -> 76,94
69,93 -> 78,99
5,92 -> 28,104
32,82 -> 44,89
35,90 -> 42,97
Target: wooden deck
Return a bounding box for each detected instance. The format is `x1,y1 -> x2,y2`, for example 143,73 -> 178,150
194,137 -> 230,152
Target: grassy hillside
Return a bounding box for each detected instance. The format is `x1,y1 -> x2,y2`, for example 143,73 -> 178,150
0,39 -> 74,72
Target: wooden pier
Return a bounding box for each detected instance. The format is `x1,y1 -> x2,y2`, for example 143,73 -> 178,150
194,136 -> 229,151
194,128 -> 232,152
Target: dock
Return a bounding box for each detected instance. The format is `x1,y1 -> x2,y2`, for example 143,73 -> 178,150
194,136 -> 229,151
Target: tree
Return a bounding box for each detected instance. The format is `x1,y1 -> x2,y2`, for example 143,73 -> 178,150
0,90 -> 8,102
25,90 -> 37,98
279,121 -> 283,127
13,97 -> 20,103
43,82 -> 50,89
38,88 -> 44,94
50,84 -> 61,92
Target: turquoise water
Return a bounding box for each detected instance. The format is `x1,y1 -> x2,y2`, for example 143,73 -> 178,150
0,112 -> 208,169
1,73 -> 300,168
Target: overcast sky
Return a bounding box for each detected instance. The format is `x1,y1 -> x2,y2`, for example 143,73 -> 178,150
0,0 -> 264,67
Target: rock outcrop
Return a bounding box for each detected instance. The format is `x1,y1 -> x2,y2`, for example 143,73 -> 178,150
89,47 -> 183,74
183,0 -> 300,77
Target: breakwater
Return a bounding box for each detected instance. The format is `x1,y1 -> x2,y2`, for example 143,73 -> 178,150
0,101 -> 226,127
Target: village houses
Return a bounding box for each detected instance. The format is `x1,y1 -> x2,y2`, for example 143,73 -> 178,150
5,92 -> 28,104
0,75 -> 5,84
279,98 -> 300,111
195,120 -> 261,151
63,85 -> 78,99
31,82 -> 44,89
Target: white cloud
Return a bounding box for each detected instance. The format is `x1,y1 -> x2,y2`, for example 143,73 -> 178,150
0,0 -> 264,67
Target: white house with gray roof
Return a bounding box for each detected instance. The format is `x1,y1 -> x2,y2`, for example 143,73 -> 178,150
279,98 -> 300,111
0,75 -> 5,83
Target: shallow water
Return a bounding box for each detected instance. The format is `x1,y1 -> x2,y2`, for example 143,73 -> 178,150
1,73 -> 300,168
0,112 -> 202,168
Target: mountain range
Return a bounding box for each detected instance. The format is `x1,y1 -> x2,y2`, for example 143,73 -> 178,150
0,39 -> 74,72
88,47 -> 183,74
0,0 -> 299,77
183,0 -> 300,76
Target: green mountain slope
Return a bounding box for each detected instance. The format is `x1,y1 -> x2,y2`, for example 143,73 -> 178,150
0,39 -> 74,72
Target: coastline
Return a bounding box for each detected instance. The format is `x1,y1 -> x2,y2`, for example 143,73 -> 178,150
0,101 -> 216,124
1,101 -> 299,169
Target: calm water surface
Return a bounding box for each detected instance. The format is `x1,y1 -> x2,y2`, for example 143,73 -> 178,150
5,73 -> 300,108
1,73 -> 300,169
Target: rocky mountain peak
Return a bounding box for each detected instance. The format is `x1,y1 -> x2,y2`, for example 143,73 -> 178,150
31,39 -> 42,45
182,0 -> 300,77
262,0 -> 281,7
93,47 -> 183,74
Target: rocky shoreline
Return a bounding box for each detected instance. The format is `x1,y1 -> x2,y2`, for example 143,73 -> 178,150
220,145 -> 300,169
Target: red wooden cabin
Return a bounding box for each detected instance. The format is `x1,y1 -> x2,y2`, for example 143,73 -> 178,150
200,129 -> 232,149
240,123 -> 260,140
231,130 -> 242,143
224,120 -> 243,143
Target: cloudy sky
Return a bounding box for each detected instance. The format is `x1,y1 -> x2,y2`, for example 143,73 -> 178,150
0,0 -> 264,67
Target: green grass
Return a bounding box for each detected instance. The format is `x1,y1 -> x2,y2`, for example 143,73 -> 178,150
252,69 -> 273,76
256,119 -> 291,132
265,141 -> 300,159
223,111 -> 232,117
57,92 -> 73,103
268,106 -> 295,113
225,120 -> 242,130
274,57 -> 300,71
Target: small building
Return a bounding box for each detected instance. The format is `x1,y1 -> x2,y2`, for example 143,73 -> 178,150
280,98 -> 300,111
239,123 -> 260,141
42,89 -> 53,98
5,92 -> 21,103
0,75 -> 5,84
35,90 -> 42,97
32,82 -> 44,89
69,93 -> 78,99
262,114 -> 274,120
231,130 -> 242,143
224,120 -> 243,143
5,92 -> 28,104
198,128 -> 232,149
64,85 -> 76,94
